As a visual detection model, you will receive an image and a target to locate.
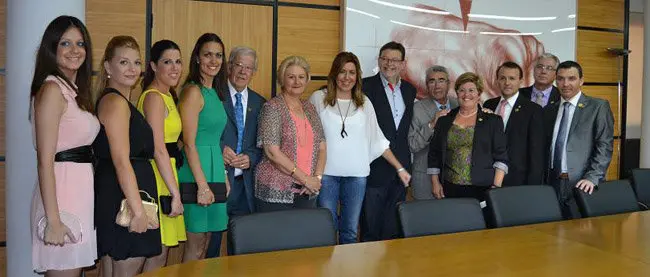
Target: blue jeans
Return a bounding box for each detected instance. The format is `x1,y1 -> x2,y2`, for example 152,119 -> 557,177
317,175 -> 366,244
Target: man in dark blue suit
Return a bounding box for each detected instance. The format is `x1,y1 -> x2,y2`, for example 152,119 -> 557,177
361,41 -> 416,241
207,46 -> 265,257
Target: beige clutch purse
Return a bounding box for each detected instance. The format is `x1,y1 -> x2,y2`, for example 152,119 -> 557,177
115,190 -> 159,229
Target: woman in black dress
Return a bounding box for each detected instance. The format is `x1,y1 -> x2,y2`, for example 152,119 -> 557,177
93,36 -> 162,277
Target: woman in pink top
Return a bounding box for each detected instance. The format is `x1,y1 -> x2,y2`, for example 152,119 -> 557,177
29,16 -> 100,276
255,56 -> 326,212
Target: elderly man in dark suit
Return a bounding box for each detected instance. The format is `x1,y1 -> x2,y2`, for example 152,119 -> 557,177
484,62 -> 544,187
361,41 -> 416,241
520,53 -> 561,108
543,61 -> 614,219
207,46 -> 266,257
408,65 -> 458,199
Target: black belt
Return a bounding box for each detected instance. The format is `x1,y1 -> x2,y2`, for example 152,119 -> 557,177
234,175 -> 244,180
55,145 -> 94,163
165,142 -> 184,168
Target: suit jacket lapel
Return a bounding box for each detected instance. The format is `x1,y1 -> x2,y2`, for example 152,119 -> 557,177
243,90 -> 260,135
423,98 -> 438,120
505,97 -> 524,133
223,86 -> 236,123
375,76 -> 397,134
548,86 -> 560,106
471,106 -> 488,158
568,94 -> 588,136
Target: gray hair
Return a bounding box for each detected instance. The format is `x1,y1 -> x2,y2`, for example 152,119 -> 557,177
425,65 -> 449,81
536,53 -> 560,67
229,46 -> 258,70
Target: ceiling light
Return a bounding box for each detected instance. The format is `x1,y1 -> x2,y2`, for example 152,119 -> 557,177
469,14 -> 556,21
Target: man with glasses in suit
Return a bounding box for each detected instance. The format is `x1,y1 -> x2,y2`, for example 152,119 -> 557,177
207,46 -> 266,257
408,65 -> 458,199
520,53 -> 562,108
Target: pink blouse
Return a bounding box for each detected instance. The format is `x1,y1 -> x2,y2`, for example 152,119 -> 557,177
255,94 -> 325,204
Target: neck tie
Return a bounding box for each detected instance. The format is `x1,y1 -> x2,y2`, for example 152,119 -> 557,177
387,83 -> 395,93
235,93 -> 244,154
440,105 -> 447,110
535,92 -> 544,106
497,99 -> 508,117
553,102 -> 571,173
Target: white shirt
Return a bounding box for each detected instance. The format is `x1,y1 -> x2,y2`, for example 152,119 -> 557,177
498,92 -> 519,128
309,90 -> 390,177
551,91 -> 582,173
228,80 -> 249,176
380,73 -> 405,128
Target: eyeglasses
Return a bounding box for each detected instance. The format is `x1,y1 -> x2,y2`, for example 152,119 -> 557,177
233,62 -> 255,72
427,79 -> 449,85
379,57 -> 403,64
535,64 -> 556,71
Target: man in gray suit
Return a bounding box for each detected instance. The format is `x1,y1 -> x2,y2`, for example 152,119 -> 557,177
543,60 -> 614,219
408,66 -> 458,199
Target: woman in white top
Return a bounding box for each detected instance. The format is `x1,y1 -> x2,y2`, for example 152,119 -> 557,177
309,52 -> 410,244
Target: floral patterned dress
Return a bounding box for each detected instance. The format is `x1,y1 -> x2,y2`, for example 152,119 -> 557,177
444,124 -> 475,185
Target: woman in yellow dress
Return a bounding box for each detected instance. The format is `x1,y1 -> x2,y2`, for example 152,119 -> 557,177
137,39 -> 187,268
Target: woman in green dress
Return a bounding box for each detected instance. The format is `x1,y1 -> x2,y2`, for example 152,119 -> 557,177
177,33 -> 230,261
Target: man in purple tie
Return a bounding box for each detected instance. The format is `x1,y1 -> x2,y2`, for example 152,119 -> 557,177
520,53 -> 561,108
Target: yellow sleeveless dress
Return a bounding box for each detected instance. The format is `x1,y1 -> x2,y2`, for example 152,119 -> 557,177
137,88 -> 187,246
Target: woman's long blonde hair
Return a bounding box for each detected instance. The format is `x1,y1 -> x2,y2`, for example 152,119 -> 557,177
94,35 -> 141,103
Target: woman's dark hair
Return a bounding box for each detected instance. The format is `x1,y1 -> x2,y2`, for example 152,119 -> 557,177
183,33 -> 227,101
30,15 -> 93,112
142,39 -> 181,102
323,52 -> 364,108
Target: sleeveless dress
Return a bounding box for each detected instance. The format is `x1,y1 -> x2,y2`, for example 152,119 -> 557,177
30,75 -> 100,272
137,88 -> 187,246
93,88 -> 162,260
177,84 -> 229,233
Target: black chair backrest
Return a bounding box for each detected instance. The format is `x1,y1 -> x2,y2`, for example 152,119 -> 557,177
398,198 -> 486,238
229,208 -> 336,255
575,180 -> 639,218
630,169 -> 650,207
486,185 -> 563,227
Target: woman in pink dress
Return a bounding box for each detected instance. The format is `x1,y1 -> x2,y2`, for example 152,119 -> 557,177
30,16 -> 99,276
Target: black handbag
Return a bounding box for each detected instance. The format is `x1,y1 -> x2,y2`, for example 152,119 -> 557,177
179,182 -> 227,204
159,195 -> 173,215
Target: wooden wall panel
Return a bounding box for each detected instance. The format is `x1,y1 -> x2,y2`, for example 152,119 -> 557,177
152,0 -> 274,99
0,76 -> 4,156
0,247 -> 5,277
583,85 -> 621,137
278,7 -> 340,77
86,0 -> 147,72
281,0 -> 340,5
577,0 -> 625,30
576,30 -> 624,84
607,139 -> 620,181
0,0 -> 5,68
0,163 -> 4,242
297,79 -> 327,100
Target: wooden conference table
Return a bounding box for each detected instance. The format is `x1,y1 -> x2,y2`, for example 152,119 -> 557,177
140,211 -> 650,277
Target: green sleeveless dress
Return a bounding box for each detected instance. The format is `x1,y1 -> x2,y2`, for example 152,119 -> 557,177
177,84 -> 229,232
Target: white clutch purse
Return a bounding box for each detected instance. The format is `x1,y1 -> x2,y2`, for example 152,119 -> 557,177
36,211 -> 83,244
